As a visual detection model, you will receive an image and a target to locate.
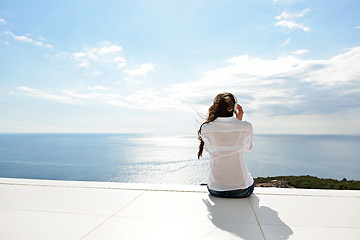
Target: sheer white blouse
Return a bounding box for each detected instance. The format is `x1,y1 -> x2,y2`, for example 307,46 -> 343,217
201,117 -> 254,191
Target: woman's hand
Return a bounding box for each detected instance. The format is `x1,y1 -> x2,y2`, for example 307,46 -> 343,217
235,104 -> 244,120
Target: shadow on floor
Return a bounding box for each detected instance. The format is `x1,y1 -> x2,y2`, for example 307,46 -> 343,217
203,193 -> 293,239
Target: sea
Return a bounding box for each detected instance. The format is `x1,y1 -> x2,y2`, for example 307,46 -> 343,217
0,133 -> 359,184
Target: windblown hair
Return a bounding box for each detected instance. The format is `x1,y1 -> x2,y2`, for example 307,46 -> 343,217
197,92 -> 237,159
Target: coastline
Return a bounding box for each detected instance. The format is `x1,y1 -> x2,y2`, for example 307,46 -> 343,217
254,175 -> 360,190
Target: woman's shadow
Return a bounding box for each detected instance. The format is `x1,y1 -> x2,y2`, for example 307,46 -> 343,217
202,194 -> 293,239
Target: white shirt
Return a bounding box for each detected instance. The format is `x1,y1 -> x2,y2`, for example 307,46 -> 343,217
201,117 -> 254,191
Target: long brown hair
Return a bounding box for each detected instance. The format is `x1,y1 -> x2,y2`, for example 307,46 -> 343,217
197,92 -> 237,159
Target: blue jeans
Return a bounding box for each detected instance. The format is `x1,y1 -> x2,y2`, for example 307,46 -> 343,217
207,183 -> 254,198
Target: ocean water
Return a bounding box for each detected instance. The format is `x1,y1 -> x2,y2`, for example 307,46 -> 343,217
0,133 -> 359,184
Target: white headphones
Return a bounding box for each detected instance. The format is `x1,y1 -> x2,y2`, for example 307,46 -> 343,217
234,103 -> 238,113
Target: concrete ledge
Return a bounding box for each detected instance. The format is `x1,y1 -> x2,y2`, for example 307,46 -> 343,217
1,177 -> 359,197
0,177 -> 207,192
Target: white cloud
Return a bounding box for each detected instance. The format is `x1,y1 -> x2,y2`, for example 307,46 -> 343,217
16,86 -> 74,104
275,9 -> 311,32
0,18 -> 6,25
272,0 -> 298,4
106,100 -> 129,107
61,90 -> 121,100
272,0 -> 297,4
356,26 -> 360,29
124,63 -> 155,76
15,47 -> 360,119
97,44 -> 122,54
96,47 -> 358,115
280,38 -> 291,47
16,86 -> 124,105
291,49 -> 309,55
69,41 -> 123,68
162,47 -> 360,116
114,57 -> 127,68
124,89 -> 187,111
303,47 -> 360,86
88,85 -> 109,91
4,31 -> 53,48
275,9 -> 311,20
86,71 -> 103,77
275,20 -> 310,31
59,41 -> 155,83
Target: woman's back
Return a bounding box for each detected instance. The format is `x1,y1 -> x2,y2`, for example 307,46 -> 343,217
198,92 -> 255,198
201,117 -> 253,191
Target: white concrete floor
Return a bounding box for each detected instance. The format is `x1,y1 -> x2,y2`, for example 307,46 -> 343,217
0,177 -> 359,240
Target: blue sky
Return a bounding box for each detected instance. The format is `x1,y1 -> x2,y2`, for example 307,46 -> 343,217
0,0 -> 359,134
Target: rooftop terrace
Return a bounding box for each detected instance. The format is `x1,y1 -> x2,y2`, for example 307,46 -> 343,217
0,177 -> 359,239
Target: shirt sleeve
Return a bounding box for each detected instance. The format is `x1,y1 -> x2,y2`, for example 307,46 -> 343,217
244,122 -> 253,152
201,124 -> 210,152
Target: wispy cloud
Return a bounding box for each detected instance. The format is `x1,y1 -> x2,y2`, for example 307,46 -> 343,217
275,8 -> 311,20
280,38 -> 291,47
124,89 -> 186,111
124,63 -> 155,77
66,41 -> 123,68
4,31 -> 53,48
16,86 -> 124,105
272,0 -> 296,4
60,41 -> 154,82
291,49 -> 309,55
96,41 -> 122,54
16,86 -> 74,104
275,20 -> 310,32
356,26 -> 360,29
0,18 -> 6,25
88,85 -> 109,91
275,9 -> 311,32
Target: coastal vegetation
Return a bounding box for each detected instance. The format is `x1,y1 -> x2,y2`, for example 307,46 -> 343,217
254,175 -> 360,190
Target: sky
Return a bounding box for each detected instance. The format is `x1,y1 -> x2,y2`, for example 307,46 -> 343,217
0,0 -> 359,135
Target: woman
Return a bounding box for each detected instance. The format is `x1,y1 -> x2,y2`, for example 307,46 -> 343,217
198,92 -> 254,198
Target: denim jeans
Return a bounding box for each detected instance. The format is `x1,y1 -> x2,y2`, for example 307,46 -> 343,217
207,183 -> 254,198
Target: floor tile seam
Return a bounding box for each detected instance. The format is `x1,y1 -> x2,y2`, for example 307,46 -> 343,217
112,214 -> 260,225
0,187 -> 53,207
0,207 -> 112,217
197,228 -> 218,240
2,182 -> 358,197
80,191 -> 145,240
260,223 -> 360,229
113,214 -> 212,223
196,224 -> 266,240
0,182 -> 208,193
0,182 -> 145,191
105,188 -> 208,193
248,197 -> 267,240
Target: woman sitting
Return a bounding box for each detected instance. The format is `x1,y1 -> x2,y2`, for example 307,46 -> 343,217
198,92 -> 254,198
